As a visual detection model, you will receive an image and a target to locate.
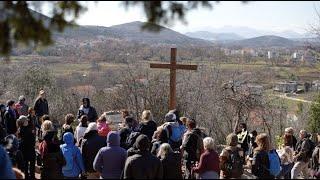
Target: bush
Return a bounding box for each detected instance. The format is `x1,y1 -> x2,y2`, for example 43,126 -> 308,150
308,93 -> 320,133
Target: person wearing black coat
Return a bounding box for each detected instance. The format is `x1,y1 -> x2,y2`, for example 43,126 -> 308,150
77,98 -> 98,123
157,143 -> 182,179
119,116 -> 136,150
137,110 -> 157,142
17,115 -> 36,179
123,134 -> 163,179
80,122 -> 106,174
34,90 -> 49,118
4,100 -> 18,135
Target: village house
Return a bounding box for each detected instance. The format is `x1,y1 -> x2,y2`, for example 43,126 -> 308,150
311,80 -> 320,91
273,81 -> 298,93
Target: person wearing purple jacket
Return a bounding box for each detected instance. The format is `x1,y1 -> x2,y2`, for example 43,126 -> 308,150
93,131 -> 127,179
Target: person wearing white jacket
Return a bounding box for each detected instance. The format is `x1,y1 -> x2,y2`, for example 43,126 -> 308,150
74,115 -> 88,146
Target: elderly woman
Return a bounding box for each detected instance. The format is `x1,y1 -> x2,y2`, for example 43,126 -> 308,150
157,143 -> 182,179
192,137 -> 220,179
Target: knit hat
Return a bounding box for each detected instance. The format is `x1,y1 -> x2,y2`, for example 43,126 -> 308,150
135,134 -> 150,151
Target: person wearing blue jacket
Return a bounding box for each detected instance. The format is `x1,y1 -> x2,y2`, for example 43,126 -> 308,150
93,131 -> 127,179
0,145 -> 15,179
60,132 -> 86,179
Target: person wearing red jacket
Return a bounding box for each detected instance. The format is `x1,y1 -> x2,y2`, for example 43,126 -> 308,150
192,137 -> 220,179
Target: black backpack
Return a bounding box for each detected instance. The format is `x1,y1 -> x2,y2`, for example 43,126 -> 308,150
225,148 -> 244,178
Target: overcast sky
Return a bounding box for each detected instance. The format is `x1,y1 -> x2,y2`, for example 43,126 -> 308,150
39,1 -> 320,34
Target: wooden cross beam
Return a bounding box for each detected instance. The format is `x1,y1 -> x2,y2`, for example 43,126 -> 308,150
150,48 -> 198,110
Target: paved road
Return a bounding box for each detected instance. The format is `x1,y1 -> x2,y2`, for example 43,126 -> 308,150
273,94 -> 314,104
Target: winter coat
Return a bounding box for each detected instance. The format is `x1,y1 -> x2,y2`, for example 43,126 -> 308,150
93,131 -> 127,179
123,150 -> 163,179
18,125 -> 36,160
74,125 -> 87,146
193,150 -> 220,175
97,121 -> 111,137
137,120 -> 157,141
80,130 -> 106,173
127,146 -> 140,157
4,108 -> 17,135
60,132 -> 85,178
181,128 -> 204,162
252,149 -> 273,179
34,97 -> 49,117
119,127 -> 132,149
77,98 -> 98,122
312,145 -> 320,172
0,145 -> 15,179
295,138 -> 312,162
39,131 -> 65,179
160,152 -> 182,179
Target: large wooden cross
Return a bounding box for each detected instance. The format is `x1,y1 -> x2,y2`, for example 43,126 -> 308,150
150,48 -> 198,110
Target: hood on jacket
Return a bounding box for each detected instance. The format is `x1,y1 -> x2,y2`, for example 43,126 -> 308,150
107,131 -> 120,147
63,132 -> 74,146
82,98 -> 90,108
135,134 -> 150,151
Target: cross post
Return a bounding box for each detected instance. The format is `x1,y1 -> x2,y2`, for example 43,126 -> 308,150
150,48 -> 198,110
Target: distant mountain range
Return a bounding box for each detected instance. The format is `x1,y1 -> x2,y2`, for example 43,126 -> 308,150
188,25 -> 315,39
185,31 -> 244,41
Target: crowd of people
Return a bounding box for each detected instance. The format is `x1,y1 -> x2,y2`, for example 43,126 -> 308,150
1,90 -> 320,179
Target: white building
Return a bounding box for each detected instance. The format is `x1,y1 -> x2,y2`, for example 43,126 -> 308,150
268,51 -> 272,59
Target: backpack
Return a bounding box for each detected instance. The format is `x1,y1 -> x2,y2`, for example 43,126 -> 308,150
163,122 -> 185,144
225,147 -> 244,178
268,149 -> 281,177
126,131 -> 141,148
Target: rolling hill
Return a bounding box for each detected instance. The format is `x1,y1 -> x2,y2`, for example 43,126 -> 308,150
51,21 -> 212,46
225,35 -> 298,48
107,21 -> 212,46
28,9 -> 213,47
